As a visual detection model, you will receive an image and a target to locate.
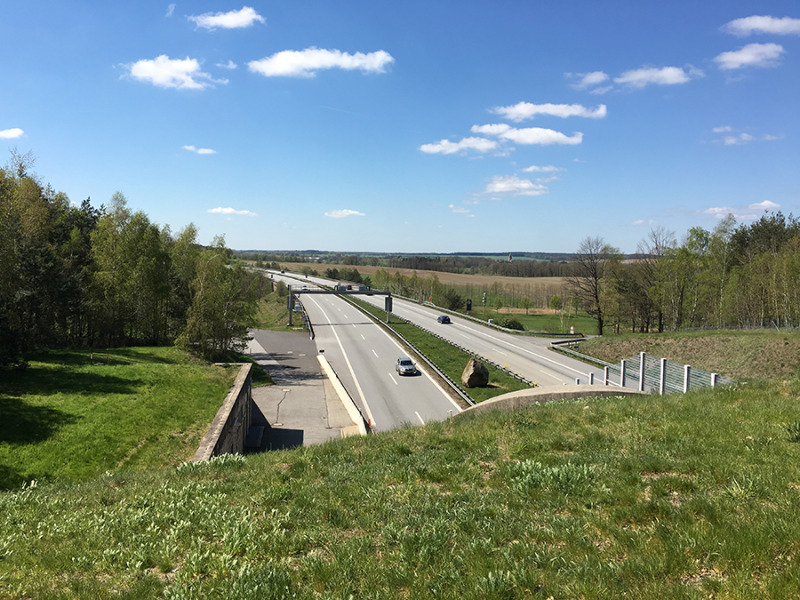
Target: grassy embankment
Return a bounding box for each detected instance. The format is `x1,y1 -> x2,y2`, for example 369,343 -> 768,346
579,329 -> 800,384
0,346 -> 238,490
2,367 -> 800,598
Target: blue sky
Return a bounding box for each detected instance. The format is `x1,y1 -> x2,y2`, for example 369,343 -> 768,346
2,1 -> 798,253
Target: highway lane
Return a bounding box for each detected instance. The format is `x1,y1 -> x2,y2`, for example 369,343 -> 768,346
275,270 -> 604,387
368,296 -> 604,386
294,287 -> 463,433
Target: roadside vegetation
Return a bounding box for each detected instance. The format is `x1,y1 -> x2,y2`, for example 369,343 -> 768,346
0,346 -> 237,490
0,159 -> 265,369
578,329 -> 800,384
3,374 -> 800,598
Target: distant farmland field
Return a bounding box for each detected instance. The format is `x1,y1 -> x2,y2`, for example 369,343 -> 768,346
279,262 -> 571,307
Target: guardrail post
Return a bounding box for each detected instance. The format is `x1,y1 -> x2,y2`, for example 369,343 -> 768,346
659,358 -> 667,395
639,352 -> 646,392
683,365 -> 691,393
603,366 -> 609,386
589,372 -> 595,385
711,373 -> 718,388
620,360 -> 627,388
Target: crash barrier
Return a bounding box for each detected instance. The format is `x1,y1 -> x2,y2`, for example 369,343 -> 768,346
192,363 -> 253,462
552,341 -> 735,394
411,320 -> 537,388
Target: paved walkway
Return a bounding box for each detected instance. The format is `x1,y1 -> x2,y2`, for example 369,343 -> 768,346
246,330 -> 357,451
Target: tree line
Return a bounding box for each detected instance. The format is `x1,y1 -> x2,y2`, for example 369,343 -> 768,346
570,213 -> 800,335
0,160 -> 264,367
239,251 -> 576,278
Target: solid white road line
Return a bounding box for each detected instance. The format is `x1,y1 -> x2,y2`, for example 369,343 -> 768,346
306,295 -> 377,428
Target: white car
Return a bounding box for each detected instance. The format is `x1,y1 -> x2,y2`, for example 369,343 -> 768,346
395,357 -> 417,376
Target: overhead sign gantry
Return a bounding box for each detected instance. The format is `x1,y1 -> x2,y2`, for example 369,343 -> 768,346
287,284 -> 393,326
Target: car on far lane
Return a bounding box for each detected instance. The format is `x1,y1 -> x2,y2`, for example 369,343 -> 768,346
437,315 -> 451,324
395,356 -> 417,376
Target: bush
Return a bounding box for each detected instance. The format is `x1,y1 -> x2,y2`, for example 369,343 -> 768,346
497,317 -> 524,331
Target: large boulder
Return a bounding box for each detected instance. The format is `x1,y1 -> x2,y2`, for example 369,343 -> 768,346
461,358 -> 489,388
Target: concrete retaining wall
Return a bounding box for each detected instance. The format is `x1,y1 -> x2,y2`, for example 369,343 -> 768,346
455,384 -> 647,419
192,363 -> 253,462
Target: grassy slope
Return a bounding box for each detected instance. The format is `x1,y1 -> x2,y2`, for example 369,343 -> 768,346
0,347 -> 237,489
578,330 -> 800,383
2,378 -> 800,598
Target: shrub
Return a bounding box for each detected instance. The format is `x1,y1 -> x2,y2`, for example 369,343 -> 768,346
497,317 -> 524,331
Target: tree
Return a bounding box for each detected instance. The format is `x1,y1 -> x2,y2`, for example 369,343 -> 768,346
635,227 -> 676,332
177,237 -> 260,360
568,236 -> 621,335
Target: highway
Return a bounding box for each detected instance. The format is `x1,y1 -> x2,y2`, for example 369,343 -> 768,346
359,294 -> 604,386
279,270 -> 604,387
273,275 -> 463,432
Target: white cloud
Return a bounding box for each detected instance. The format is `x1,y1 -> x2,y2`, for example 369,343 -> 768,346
324,209 -> 365,218
490,102 -> 606,122
523,164 -> 564,173
614,65 -> 703,88
126,55 -> 226,89
217,60 -> 237,70
449,204 -> 474,216
419,136 -> 498,155
714,43 -> 784,70
182,145 -> 216,154
484,175 -> 548,196
704,200 -> 780,220
248,47 -> 394,78
752,200 -> 781,210
469,124 -> 582,147
189,6 -> 265,30
0,128 -> 24,139
208,206 -> 257,217
632,219 -> 657,227
568,71 -> 611,93
471,123 -> 512,136
722,15 -> 800,36
497,127 -> 583,145
166,4 -> 175,18
712,126 -> 781,145
724,133 -> 754,145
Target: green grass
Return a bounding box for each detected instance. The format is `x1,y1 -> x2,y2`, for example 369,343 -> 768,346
0,347 -> 237,490
577,329 -> 800,383
3,377 -> 800,598
253,290 -> 307,332
474,309 -> 598,336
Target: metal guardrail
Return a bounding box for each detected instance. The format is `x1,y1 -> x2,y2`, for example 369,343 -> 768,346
410,320 -> 537,388
551,340 -> 735,394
